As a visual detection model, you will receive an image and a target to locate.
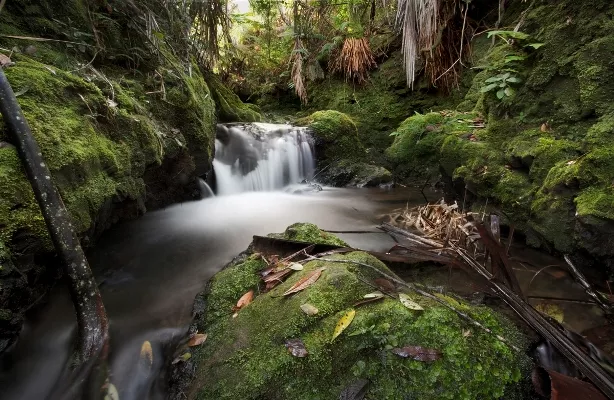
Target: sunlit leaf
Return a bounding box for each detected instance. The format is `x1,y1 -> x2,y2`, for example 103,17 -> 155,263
232,290 -> 254,312
188,333 -> 208,347
332,309 -> 356,341
289,263 -> 304,271
140,340 -> 153,368
172,352 -> 192,364
399,293 -> 424,310
285,338 -> 308,357
300,303 -> 319,316
283,267 -> 325,296
391,345 -> 442,362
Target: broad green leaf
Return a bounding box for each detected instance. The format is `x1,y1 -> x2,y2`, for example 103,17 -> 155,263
496,89 -> 506,99
332,309 -> 356,341
504,55 -> 527,63
399,293 -> 424,310
484,76 -> 502,83
526,42 -> 545,49
480,83 -> 499,93
504,87 -> 515,96
506,77 -> 522,83
487,30 -> 530,40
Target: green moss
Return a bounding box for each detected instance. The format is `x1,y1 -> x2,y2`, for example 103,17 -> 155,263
206,73 -> 262,122
0,51 -> 217,249
190,238 -> 529,399
576,187 -> 614,220
274,222 -> 349,247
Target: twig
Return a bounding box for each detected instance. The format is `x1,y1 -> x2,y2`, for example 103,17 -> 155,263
459,2 -> 468,67
527,296 -> 597,306
69,49 -> 100,73
564,255 -> 614,317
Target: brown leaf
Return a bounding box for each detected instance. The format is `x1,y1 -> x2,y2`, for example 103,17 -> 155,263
285,338 -> 308,357
0,54 -> 13,68
188,333 -> 208,347
374,278 -> 396,293
391,346 -> 442,362
232,290 -> 253,312
283,267 -> 325,296
263,268 -> 292,284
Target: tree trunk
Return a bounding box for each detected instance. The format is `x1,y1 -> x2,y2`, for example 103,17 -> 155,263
0,67 -> 108,364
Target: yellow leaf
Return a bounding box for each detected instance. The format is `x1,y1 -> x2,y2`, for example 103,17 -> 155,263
399,293 -> 424,310
140,340 -> 153,369
332,309 -> 356,342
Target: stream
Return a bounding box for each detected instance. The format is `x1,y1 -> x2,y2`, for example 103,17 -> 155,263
0,124 -> 609,399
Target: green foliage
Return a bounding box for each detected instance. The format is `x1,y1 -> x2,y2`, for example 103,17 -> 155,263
481,72 -> 521,100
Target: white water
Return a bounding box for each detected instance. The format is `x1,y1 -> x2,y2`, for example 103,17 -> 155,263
213,123 -> 315,195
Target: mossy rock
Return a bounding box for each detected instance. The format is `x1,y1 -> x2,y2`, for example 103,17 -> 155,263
297,109 -> 365,161
319,159 -> 392,187
187,225 -> 530,399
206,73 -> 262,123
268,222 -> 349,247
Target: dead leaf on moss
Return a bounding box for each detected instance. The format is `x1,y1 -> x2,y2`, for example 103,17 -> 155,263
285,338 -> 308,357
300,303 -> 319,316
399,293 -> 424,310
332,309 -> 356,341
232,290 -> 254,312
188,333 -> 208,347
374,278 -> 395,293
283,267 -> 325,296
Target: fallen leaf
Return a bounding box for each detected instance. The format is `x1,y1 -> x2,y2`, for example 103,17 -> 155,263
140,340 -> 153,368
363,291 -> 384,299
566,160 -> 576,166
103,383 -> 119,400
374,278 -> 396,293
285,338 -> 308,357
259,266 -> 276,278
332,309 -> 356,341
300,303 -> 319,316
462,329 -> 472,338
188,333 -> 208,347
339,378 -> 369,400
283,267 -> 325,296
263,268 -> 292,283
540,123 -> 550,132
289,262 -> 304,271
172,352 -> 192,364
391,346 -> 442,362
353,296 -> 385,307
232,290 -> 253,312
399,293 -> 424,310
0,54 -> 13,67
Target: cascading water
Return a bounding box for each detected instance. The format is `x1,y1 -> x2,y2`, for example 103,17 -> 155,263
212,123 -> 315,195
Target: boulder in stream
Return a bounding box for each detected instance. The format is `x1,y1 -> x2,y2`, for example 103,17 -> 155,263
180,223 -> 532,399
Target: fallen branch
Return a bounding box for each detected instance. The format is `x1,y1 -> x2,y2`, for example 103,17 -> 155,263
564,255 -> 614,318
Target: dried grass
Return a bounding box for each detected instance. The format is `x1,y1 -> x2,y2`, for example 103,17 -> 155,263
291,39 -> 308,104
330,37 -> 377,84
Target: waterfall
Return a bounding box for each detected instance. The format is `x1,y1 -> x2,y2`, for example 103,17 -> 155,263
213,123 -> 315,195
197,178 -> 215,198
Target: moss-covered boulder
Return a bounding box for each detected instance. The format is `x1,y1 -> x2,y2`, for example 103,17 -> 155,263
185,224 -> 530,399
205,73 -> 262,123
297,110 -> 392,187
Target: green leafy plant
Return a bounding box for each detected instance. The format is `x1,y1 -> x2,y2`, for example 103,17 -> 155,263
481,72 -> 521,99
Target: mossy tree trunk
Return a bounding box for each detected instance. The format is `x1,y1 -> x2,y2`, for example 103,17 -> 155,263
0,67 -> 108,364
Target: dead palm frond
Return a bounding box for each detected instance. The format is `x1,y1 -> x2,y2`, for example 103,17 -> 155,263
330,37 -> 377,84
291,38 -> 308,104
395,0 -> 439,88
